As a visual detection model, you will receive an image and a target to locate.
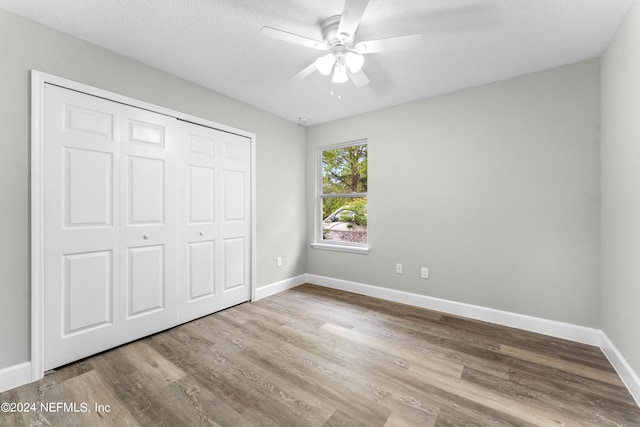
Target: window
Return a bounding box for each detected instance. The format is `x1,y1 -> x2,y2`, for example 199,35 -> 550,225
316,140 -> 368,251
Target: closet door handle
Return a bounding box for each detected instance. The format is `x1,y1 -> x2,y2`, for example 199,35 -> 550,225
143,234 -> 151,240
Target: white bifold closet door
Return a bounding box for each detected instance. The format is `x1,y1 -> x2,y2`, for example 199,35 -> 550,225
178,121 -> 252,323
42,84 -> 251,370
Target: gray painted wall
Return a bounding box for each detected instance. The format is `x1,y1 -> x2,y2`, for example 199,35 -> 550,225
4,3 -> 639,388
306,60 -> 601,328
601,1 -> 640,379
0,8 -> 307,369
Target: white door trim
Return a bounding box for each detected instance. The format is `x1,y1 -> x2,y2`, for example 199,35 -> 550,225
30,70 -> 257,382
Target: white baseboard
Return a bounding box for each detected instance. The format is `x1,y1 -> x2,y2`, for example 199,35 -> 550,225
254,274 -> 307,301
306,274 -> 601,346
0,361 -> 32,393
600,333 -> 640,407
305,274 -> 640,405
4,274 -> 638,406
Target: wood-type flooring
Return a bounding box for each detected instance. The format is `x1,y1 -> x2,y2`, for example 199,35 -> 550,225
1,284 -> 639,426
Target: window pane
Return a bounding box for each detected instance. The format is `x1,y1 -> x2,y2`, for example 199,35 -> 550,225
322,145 -> 367,194
322,197 -> 367,244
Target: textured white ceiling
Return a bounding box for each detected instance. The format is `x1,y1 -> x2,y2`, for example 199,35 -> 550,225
0,0 -> 634,125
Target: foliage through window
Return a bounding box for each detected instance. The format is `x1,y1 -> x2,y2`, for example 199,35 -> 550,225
319,141 -> 367,245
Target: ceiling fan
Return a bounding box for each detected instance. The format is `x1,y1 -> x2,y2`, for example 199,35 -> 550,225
260,0 -> 423,88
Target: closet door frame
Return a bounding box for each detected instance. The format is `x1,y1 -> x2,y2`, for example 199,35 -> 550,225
30,70 -> 257,382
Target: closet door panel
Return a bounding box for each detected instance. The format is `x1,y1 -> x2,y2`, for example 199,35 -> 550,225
65,149 -> 113,227
189,166 -> 216,223
223,170 -> 245,222
128,119 -> 165,148
223,237 -> 245,291
126,245 -> 166,317
64,251 -> 113,334
43,84 -> 122,370
119,108 -> 177,339
188,240 -> 216,301
219,133 -> 252,308
177,124 -> 221,323
63,104 -> 114,142
127,156 -> 165,224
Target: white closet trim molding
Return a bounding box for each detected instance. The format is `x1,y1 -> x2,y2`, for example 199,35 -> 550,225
29,70 -> 257,384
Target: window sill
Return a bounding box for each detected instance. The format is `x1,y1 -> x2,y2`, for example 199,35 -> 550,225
310,242 -> 369,255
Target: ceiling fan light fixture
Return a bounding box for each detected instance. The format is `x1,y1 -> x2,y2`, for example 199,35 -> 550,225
261,0 -> 423,89
344,51 -> 364,73
331,57 -> 348,83
316,53 -> 336,76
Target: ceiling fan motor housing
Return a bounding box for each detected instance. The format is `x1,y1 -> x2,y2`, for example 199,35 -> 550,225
321,15 -> 352,47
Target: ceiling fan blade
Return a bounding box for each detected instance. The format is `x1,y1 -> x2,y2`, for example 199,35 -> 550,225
260,26 -> 327,51
289,62 -> 318,82
349,69 -> 370,88
337,0 -> 369,42
354,34 -> 423,54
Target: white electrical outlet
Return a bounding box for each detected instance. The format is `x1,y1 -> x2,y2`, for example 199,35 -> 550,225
277,257 -> 283,267
421,267 -> 429,279
396,263 -> 403,274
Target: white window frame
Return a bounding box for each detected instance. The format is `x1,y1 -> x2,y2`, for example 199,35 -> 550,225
311,139 -> 369,255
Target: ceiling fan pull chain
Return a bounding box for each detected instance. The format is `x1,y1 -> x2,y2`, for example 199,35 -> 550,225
330,81 -> 343,101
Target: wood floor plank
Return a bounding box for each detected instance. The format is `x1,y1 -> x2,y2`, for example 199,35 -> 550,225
90,353 -> 189,427
462,365 -> 640,426
384,411 -> 437,427
500,344 -> 625,387
433,404 -> 527,427
117,341 -> 187,389
149,331 -> 267,425
152,375 -> 249,427
273,337 -> 435,425
169,317 -> 339,426
410,363 -> 588,426
2,284 -> 639,426
320,322 -> 465,379
348,311 -> 514,381
433,313 -> 612,369
204,341 -> 337,425
201,308 -> 436,424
